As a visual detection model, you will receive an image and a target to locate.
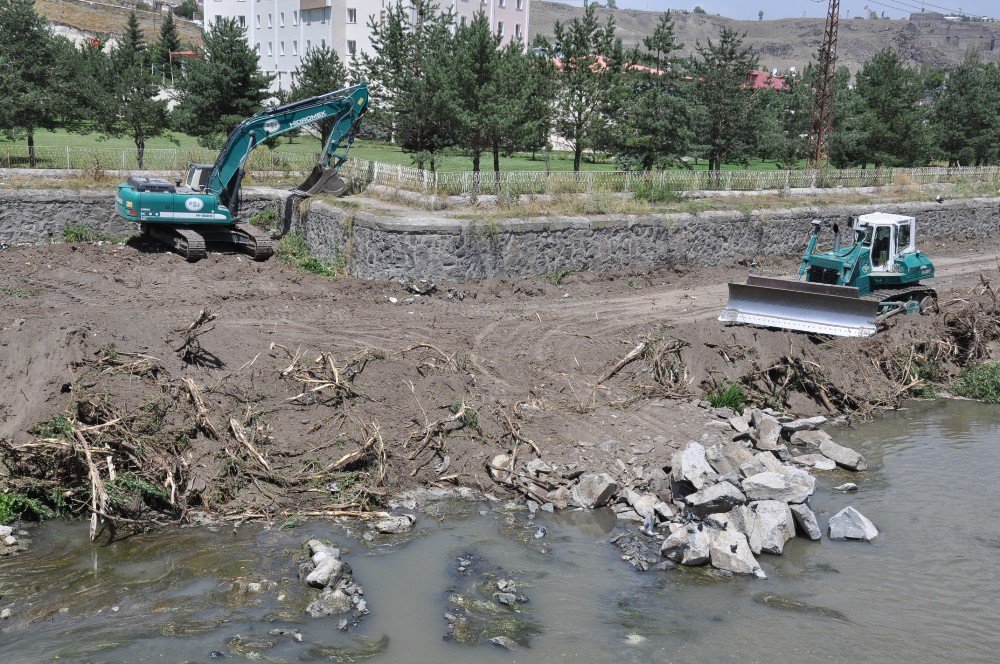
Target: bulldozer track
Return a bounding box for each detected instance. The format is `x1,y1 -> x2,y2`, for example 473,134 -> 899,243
864,284 -> 937,304
141,224 -> 207,262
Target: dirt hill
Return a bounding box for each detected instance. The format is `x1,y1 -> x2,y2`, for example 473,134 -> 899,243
38,0 -> 203,46
529,1 -> 1000,73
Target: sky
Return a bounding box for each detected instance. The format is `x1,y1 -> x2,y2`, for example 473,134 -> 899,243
551,0 -> 999,21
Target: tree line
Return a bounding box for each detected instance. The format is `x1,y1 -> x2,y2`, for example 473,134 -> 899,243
2,0 -> 1000,174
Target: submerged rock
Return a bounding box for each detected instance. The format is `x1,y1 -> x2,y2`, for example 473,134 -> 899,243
834,482 -> 859,492
828,506 -> 878,541
819,439 -> 868,471
306,588 -> 353,618
374,514 -> 415,534
490,635 -> 518,651
306,557 -> 347,589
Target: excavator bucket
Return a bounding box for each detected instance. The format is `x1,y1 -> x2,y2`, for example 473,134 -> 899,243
296,164 -> 349,196
719,275 -> 881,338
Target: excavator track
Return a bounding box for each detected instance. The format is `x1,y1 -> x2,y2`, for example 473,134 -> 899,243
141,224 -> 207,262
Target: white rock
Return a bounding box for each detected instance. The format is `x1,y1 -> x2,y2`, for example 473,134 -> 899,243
661,523 -> 713,566
306,557 -> 346,589
819,439 -> 869,471
828,506 -> 878,541
789,429 -> 834,449
791,453 -> 837,471
488,454 -> 513,482
790,503 -> 822,541
623,489 -> 658,519
834,482 -> 859,492
754,418 -> 783,451
734,500 -> 795,554
571,473 -> 618,508
710,527 -> 766,578
742,468 -> 815,504
374,514 -> 415,534
653,500 -> 676,521
685,481 -> 747,517
670,442 -> 719,493
2,535 -> 16,546
782,416 -> 828,433
729,416 -> 751,435
0,526 -> 12,537
755,451 -> 784,473
525,458 -> 553,476
706,442 -> 755,476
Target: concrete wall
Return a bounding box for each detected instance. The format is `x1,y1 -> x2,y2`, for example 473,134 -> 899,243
1,188 -> 997,282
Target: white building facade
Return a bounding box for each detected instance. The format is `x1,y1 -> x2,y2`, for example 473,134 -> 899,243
203,0 -> 531,92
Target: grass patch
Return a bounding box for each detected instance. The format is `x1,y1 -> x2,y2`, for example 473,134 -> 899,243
705,384 -> 747,411
954,362 -> 1000,403
61,223 -> 121,244
276,231 -> 340,278
632,179 -> 683,204
27,414 -> 75,439
1,285 -> 41,298
247,208 -> 279,232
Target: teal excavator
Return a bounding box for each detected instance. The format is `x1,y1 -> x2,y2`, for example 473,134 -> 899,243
720,213 -> 937,337
114,83 -> 368,261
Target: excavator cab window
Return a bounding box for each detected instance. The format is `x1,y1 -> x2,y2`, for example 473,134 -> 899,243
897,221 -> 914,253
871,226 -> 893,269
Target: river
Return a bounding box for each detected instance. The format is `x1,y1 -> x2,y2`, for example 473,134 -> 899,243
0,399 -> 997,663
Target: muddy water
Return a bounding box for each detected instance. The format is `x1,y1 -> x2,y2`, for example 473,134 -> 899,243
1,400 -> 997,663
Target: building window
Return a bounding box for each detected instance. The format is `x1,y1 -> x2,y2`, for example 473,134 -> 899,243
280,41 -> 285,55
254,42 -> 260,52
305,8 -> 312,24
347,8 -> 357,23
280,11 -> 284,27
293,10 -> 298,25
293,40 -> 298,55
321,38 -> 326,47
238,15 -> 246,28
460,15 -> 466,26
499,0 -> 505,7
515,23 -> 522,39
517,0 -> 523,8
267,13 -> 272,27
306,38 -> 311,50
255,14 -> 260,27
347,40 -> 357,56
267,41 -> 273,55
214,15 -> 223,26
497,21 -> 504,37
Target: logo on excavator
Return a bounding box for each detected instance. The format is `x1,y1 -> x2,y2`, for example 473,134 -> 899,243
263,119 -> 281,133
184,197 -> 205,212
290,112 -> 326,129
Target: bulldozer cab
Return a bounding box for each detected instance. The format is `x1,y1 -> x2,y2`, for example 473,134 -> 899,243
855,213 -> 916,273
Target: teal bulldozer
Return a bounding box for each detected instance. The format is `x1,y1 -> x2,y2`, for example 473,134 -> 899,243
720,213 -> 937,337
114,83 -> 368,261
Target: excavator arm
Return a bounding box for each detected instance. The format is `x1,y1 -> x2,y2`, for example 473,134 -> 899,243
208,83 -> 368,216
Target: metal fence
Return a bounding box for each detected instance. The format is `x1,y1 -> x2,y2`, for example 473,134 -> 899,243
4,144 -> 1000,195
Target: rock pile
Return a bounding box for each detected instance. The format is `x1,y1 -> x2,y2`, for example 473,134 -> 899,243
300,539 -> 369,623
490,405 -> 874,578
0,525 -> 27,556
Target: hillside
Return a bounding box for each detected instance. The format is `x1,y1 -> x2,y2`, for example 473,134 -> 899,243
38,0 -> 202,45
529,1 -> 1000,73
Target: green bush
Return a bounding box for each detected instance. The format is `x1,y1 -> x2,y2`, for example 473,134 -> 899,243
706,383 -> 747,411
277,231 -> 339,277
0,492 -> 55,524
955,362 -> 1000,403
61,223 -> 121,244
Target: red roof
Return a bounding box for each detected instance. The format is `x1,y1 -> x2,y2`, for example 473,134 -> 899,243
745,70 -> 787,91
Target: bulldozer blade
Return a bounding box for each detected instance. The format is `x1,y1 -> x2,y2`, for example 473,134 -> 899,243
296,164 -> 348,196
719,275 -> 881,338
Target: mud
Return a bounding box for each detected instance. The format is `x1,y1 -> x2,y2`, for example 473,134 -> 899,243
0,236 -> 997,523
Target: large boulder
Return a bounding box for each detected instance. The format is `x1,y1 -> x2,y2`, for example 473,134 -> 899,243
374,514 -> 415,534
670,442 -> 718,494
685,481 -> 747,517
571,473 -> 618,508
706,442 -> 756,477
828,506 -> 878,541
306,557 -> 347,588
753,418 -> 783,451
782,416 -> 828,434
789,429 -> 834,449
733,500 -> 795,554
623,489 -> 658,519
661,523 -> 713,566
789,503 -> 822,541
790,453 -> 836,471
819,439 -> 869,471
710,528 -> 766,578
306,587 -> 353,617
741,467 -> 815,504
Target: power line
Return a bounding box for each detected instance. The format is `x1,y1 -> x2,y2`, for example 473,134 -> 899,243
865,0 -> 993,20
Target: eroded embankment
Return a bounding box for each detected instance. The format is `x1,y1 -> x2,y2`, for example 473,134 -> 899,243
0,240 -> 997,537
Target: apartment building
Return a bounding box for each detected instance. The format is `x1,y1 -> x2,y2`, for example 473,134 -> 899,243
203,0 -> 531,92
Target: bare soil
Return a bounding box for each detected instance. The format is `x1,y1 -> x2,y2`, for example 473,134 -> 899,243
0,235 -> 997,525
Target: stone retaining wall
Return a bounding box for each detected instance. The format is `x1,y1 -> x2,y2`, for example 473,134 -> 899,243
1,187 -> 997,282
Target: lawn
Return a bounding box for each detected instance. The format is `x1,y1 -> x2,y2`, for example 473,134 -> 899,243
0,129 -> 794,173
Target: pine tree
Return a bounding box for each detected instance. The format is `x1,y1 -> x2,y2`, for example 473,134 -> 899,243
0,0 -> 57,167
173,17 -> 273,148
151,10 -> 181,83
549,3 -> 622,171
96,13 -> 170,168
487,43 -> 555,173
607,11 -> 694,170
287,45 -> 348,149
446,12 -> 502,173
933,49 -> 1000,166
692,28 -> 759,173
854,50 -> 928,167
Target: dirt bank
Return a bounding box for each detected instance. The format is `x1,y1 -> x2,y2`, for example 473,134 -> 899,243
1,236 -> 997,527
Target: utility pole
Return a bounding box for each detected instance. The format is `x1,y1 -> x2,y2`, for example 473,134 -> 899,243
810,0 -> 840,167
